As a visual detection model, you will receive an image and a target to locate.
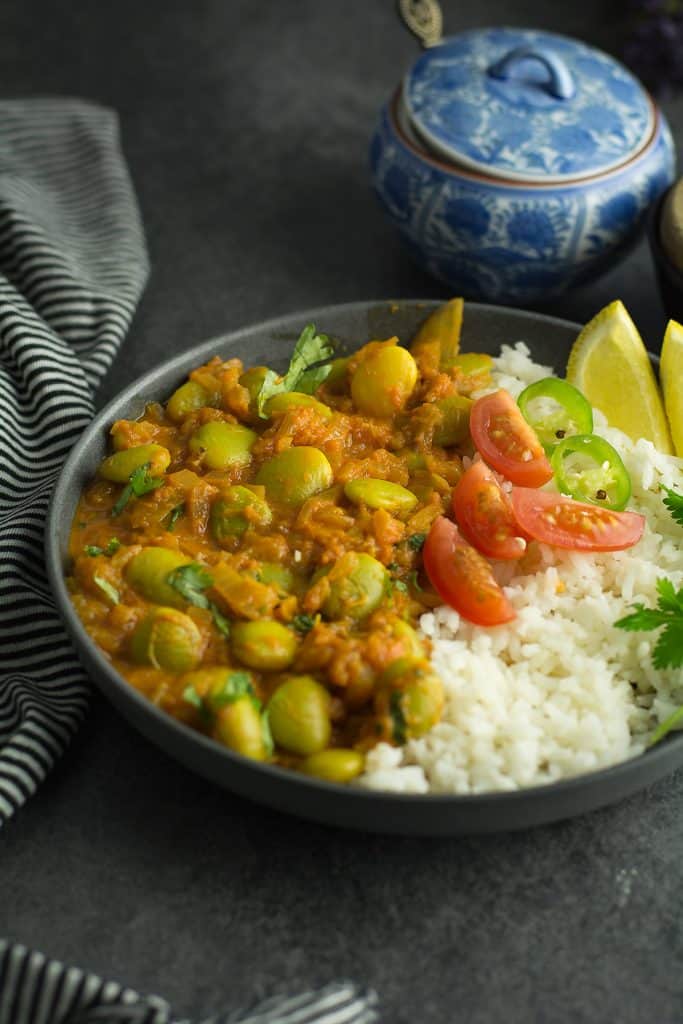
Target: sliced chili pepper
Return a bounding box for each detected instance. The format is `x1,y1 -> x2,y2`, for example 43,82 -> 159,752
517,378 -> 593,451
550,434 -> 632,511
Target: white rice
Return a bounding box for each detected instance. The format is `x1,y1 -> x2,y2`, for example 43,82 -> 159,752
358,342 -> 683,795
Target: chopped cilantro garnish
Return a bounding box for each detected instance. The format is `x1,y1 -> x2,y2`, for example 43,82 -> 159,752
292,613 -> 316,634
166,503 -> 185,532
407,532 -> 427,552
662,485 -> 683,527
208,670 -> 255,708
167,563 -> 213,608
408,570 -> 423,592
393,579 -> 409,594
255,324 -> 335,417
614,577 -> 683,671
111,462 -> 164,517
93,575 -> 119,605
183,672 -> 272,749
209,603 -> 231,638
85,538 -> 121,557
167,562 -> 230,637
182,684 -> 203,710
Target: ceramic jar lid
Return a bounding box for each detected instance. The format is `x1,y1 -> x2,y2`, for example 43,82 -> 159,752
402,27 -> 655,183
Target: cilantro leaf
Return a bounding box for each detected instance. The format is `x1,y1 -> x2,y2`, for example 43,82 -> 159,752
167,563 -> 230,637
111,462 -> 164,517
166,503 -> 185,532
85,538 -> 121,557
296,363 -> 333,395
183,684 -> 203,710
408,570 -> 423,592
93,575 -> 119,605
292,613 -> 316,635
615,577 -> 683,670
614,604 -> 670,632
167,563 -> 212,608
407,532 -> 427,552
182,672 -> 255,713
653,620 -> 683,670
183,672 -> 272,746
209,602 -> 231,638
655,576 -> 683,615
662,485 -> 683,527
256,324 -> 335,416
209,670 -> 255,708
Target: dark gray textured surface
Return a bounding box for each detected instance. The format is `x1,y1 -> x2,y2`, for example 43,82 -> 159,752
3,2 -> 683,1022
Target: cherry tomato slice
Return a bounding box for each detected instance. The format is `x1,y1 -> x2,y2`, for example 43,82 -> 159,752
423,516 -> 516,626
452,461 -> 527,560
510,488 -> 645,552
469,389 -> 553,487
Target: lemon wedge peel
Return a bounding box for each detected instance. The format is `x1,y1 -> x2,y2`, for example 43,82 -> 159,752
660,319 -> 683,457
566,300 -> 674,455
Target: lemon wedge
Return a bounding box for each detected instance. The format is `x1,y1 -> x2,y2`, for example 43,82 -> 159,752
566,300 -> 674,454
660,319 -> 683,456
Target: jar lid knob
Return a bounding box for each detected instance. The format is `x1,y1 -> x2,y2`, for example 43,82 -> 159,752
488,45 -> 575,100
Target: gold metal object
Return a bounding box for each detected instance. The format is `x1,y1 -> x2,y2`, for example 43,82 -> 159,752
397,0 -> 443,48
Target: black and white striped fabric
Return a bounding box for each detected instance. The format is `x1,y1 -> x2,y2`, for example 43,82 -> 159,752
0,99 -> 149,824
0,941 -> 379,1024
0,101 -> 379,1024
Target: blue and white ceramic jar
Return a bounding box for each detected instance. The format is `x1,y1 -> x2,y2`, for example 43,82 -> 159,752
370,28 -> 676,304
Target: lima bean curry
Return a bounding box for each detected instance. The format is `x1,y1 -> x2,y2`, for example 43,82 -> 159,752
67,299 -> 492,784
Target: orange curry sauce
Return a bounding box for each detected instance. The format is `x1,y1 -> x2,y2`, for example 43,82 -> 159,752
67,302 -> 491,779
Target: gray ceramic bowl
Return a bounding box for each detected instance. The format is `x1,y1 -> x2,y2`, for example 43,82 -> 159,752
45,300 -> 683,835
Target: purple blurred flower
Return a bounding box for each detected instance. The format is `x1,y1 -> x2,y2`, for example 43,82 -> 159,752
623,0 -> 683,94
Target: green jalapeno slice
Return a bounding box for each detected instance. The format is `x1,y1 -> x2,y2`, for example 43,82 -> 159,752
517,378 -> 593,451
551,434 -> 631,511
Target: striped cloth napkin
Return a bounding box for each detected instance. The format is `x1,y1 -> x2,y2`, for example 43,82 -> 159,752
0,940 -> 377,1024
0,100 -> 378,1024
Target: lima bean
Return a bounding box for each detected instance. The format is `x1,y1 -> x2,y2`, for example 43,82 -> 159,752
300,748 -> 365,783
210,486 -> 272,544
129,607 -> 203,672
189,421 -> 256,471
125,547 -> 191,607
321,552 -> 388,621
344,478 -> 418,514
267,676 -> 331,755
166,380 -> 215,422
351,342 -> 418,418
255,446 -> 333,506
99,443 -> 170,483
231,620 -> 297,671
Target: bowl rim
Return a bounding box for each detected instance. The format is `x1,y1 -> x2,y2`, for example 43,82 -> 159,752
45,297 -> 683,830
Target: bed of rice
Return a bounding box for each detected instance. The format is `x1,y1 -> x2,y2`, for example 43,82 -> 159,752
358,342 -> 683,795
